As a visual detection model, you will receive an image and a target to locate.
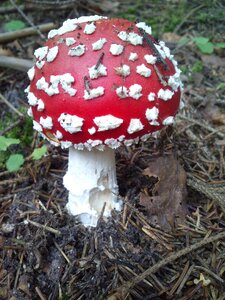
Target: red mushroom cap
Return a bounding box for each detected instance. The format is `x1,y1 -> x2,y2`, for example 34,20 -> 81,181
26,16 -> 182,150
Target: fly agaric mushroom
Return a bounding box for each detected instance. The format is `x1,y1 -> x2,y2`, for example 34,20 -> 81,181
25,16 -> 182,226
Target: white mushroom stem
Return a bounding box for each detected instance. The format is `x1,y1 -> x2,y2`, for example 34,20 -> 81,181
63,147 -> 122,227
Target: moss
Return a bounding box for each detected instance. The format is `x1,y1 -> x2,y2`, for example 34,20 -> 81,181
191,61 -> 204,73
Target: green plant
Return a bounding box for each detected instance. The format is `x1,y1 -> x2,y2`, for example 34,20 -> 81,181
6,154 -> 24,172
216,82 -> 225,90
193,36 -> 225,54
4,20 -> 26,31
0,136 -> 47,172
0,136 -> 24,172
31,145 -> 47,160
192,60 -> 203,73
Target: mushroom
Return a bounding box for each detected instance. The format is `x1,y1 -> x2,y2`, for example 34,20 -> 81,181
25,16 -> 182,226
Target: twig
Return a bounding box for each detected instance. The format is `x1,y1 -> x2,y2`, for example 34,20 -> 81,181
0,118 -> 24,136
35,286 -> 47,300
54,241 -> 71,264
169,261 -> 190,295
115,230 -> 225,297
178,115 -> 224,138
174,4 -> 205,33
175,265 -> 195,296
187,173 -> 225,211
194,265 -> 224,284
0,2 -> 77,14
0,22 -> 55,44
0,56 -> 33,72
0,93 -> 24,117
9,0 -> 45,39
13,251 -> 24,289
26,219 -> 61,235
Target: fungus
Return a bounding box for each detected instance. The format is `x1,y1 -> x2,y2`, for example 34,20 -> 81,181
25,16 -> 182,227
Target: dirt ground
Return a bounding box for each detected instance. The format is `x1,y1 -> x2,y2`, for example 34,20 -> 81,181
0,1 -> 225,299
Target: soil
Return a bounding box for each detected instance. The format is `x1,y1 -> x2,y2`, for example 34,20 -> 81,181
0,1 -> 225,299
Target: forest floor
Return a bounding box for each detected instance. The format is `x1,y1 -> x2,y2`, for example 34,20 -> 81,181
0,1 -> 225,299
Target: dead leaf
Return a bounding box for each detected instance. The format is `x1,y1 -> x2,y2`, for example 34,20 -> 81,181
140,155 -> 187,231
202,99 -> 225,126
18,274 -> 31,297
201,55 -> 225,68
209,111 -> 225,125
0,46 -> 13,56
99,0 -> 119,12
162,32 -> 181,43
192,72 -> 204,87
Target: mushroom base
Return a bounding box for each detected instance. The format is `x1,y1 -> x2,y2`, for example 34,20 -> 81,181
63,147 -> 122,227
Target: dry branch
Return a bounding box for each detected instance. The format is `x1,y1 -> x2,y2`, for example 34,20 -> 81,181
0,56 -> 33,72
187,174 -> 225,211
0,93 -> 24,117
0,22 -> 55,44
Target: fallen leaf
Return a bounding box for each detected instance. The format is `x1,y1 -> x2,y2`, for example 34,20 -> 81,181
0,46 -> 13,56
140,155 -> 187,230
18,274 -> 31,297
162,32 -> 181,43
99,0 -> 119,12
201,54 -> 225,68
210,112 -> 225,125
202,99 -> 225,126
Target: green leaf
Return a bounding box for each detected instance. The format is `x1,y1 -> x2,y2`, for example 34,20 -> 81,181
216,82 -> 225,90
31,145 -> 47,160
214,42 -> 225,49
4,20 -> 26,32
196,42 -> 214,54
6,154 -> 24,172
193,37 -> 214,54
178,36 -> 190,47
193,37 -> 209,44
0,136 -> 20,151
